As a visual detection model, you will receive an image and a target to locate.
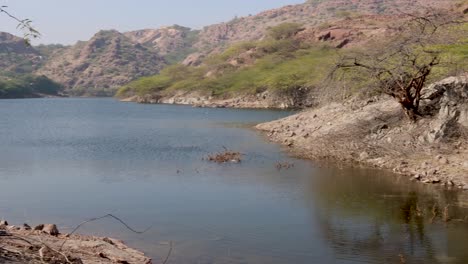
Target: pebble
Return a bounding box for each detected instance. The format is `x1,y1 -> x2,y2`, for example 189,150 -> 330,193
439,157 -> 449,164
420,161 -> 430,168
360,151 -> 370,160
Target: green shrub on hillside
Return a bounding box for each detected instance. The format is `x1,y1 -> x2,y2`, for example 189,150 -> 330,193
267,23 -> 304,40
117,19 -> 467,103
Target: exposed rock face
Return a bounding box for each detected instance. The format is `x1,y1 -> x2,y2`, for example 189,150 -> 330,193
191,0 -> 453,54
37,30 -> 166,96
422,75 -> 468,143
123,88 -> 314,109
182,52 -> 205,66
124,25 -> 196,56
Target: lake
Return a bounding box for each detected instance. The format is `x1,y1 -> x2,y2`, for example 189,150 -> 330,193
1,98 -> 467,264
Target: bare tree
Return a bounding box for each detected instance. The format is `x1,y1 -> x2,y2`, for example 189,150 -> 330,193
333,8 -> 467,120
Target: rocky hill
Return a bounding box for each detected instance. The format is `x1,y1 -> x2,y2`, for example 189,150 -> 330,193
188,0 -> 455,57
0,26 -> 197,96
0,0 -> 462,97
124,25 -> 199,63
0,32 -> 43,75
36,30 -> 166,96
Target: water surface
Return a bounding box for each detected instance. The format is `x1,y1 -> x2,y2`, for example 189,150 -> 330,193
1,98 -> 467,264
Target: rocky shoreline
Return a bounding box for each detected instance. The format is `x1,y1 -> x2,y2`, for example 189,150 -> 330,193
121,89 -> 313,109
256,76 -> 468,193
0,220 -> 151,264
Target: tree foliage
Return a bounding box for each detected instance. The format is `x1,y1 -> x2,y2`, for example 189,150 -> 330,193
0,75 -> 63,98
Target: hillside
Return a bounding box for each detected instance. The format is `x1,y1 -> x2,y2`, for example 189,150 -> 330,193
36,30 -> 166,96
117,0 -> 467,107
0,0 -> 464,98
124,25 -> 199,64
0,32 -> 43,75
185,0 -> 455,60
0,74 -> 63,98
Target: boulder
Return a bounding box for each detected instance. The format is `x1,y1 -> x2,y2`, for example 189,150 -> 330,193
421,75 -> 468,143
42,224 -> 59,236
34,224 -> 44,231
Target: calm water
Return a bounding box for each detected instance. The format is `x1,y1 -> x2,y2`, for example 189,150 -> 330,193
1,98 -> 467,264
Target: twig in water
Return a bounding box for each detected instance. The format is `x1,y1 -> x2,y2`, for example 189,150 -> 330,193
443,205 -> 450,222
162,241 -> 173,264
430,204 -> 437,224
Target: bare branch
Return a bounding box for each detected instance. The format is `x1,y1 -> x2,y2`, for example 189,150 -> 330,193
0,5 -> 40,45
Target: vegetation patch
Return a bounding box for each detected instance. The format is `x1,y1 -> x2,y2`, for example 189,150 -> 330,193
0,74 -> 63,98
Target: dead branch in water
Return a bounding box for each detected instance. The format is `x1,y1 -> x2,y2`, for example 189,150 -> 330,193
206,147 -> 243,163
162,241 -> 173,264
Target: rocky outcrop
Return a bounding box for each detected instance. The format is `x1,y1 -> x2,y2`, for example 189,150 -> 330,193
421,76 -> 468,143
190,0 -> 453,56
0,220 -> 151,264
122,88 -> 314,109
256,75 -> 468,190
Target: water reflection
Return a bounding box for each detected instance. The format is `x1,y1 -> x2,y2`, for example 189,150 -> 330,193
1,99 -> 467,264
309,167 -> 468,263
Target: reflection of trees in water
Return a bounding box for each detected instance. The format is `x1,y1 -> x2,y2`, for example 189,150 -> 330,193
307,168 -> 468,263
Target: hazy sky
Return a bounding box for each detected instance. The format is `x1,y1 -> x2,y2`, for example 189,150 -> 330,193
0,0 -> 305,45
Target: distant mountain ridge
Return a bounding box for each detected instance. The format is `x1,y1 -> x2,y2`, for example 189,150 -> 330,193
0,0 -> 459,96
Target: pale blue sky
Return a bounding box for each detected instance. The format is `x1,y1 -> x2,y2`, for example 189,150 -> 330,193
0,0 -> 305,45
